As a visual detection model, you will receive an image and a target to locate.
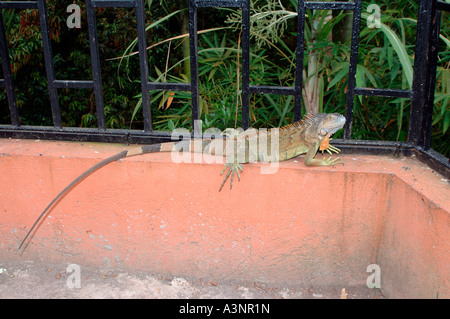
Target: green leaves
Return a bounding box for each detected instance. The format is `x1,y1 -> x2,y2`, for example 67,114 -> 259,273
361,13 -> 413,89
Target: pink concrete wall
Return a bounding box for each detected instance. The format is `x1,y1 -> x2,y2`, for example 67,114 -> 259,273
0,139 -> 448,298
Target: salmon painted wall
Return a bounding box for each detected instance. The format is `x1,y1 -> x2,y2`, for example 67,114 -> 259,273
0,139 -> 448,298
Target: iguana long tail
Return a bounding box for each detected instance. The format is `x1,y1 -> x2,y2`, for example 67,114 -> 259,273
18,143 -> 173,251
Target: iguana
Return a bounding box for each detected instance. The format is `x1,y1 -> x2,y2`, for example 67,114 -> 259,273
18,112 -> 345,250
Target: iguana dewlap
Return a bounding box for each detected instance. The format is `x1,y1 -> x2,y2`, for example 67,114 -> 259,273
18,112 -> 345,250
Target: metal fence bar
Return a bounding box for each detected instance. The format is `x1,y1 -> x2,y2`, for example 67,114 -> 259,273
90,0 -> 136,7
147,82 -> 191,91
86,0 -> 106,130
353,87 -> 414,99
241,0 -> 250,129
249,85 -> 295,95
189,0 -> 200,133
0,10 -> 19,126
409,0 -> 436,148
294,0 -> 306,122
37,0 -> 62,128
437,0 -> 450,11
343,0 -> 362,139
0,124 -> 176,144
422,0 -> 448,150
305,1 -> 355,10
195,0 -> 244,8
53,80 -> 95,89
0,1 -> 38,9
189,0 -> 200,134
135,0 -> 152,131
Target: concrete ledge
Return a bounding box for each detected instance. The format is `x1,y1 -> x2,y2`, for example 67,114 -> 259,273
0,138 -> 448,298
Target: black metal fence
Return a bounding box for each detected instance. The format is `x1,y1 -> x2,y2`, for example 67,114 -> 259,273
0,0 -> 449,176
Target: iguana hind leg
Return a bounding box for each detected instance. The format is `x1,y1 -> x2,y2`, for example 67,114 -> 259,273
219,127 -> 246,191
219,162 -> 243,191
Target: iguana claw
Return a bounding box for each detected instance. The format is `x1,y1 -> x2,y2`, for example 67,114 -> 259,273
326,144 -> 341,155
325,155 -> 344,166
219,162 -> 243,191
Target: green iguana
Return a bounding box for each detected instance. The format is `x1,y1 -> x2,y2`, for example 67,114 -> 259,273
18,112 -> 345,250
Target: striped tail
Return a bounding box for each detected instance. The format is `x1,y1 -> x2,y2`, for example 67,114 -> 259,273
18,142 -> 173,251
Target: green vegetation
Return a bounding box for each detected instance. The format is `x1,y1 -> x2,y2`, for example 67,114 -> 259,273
0,0 -> 449,156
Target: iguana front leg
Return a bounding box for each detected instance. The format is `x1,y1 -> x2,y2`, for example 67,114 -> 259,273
319,136 -> 341,155
325,143 -> 341,155
305,141 -> 343,166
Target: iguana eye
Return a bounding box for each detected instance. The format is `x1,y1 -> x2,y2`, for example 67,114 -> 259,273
320,128 -> 328,136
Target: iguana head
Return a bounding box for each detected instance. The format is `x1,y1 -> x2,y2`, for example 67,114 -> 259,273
304,113 -> 346,147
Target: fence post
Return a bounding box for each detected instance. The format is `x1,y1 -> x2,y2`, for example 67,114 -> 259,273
408,0 -> 437,149
344,0 -> 362,139
37,0 -> 62,128
294,0 -> 306,122
136,0 -> 152,131
422,0 -> 443,150
86,0 -> 106,130
188,0 -> 200,135
241,0 -> 250,130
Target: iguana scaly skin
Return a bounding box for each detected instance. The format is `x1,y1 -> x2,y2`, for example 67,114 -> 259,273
18,112 -> 345,250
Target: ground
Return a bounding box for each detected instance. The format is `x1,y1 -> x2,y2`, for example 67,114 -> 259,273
0,260 -> 384,299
